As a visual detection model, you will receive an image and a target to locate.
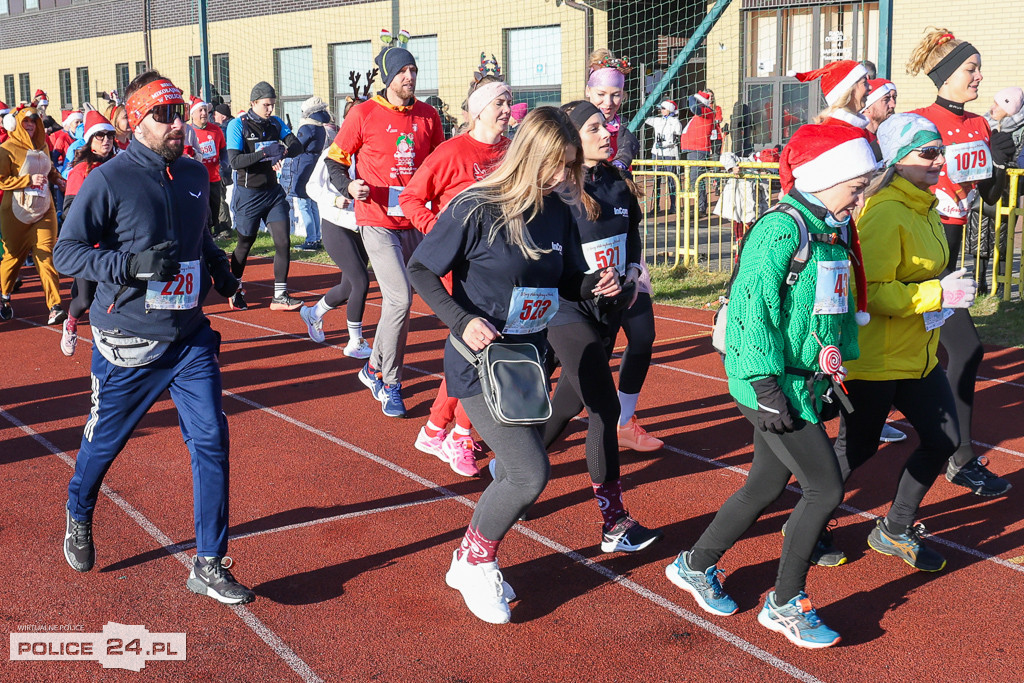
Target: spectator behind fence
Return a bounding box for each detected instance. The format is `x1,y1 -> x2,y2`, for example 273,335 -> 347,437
679,90 -> 717,213
644,99 -> 681,213
290,96 -> 332,251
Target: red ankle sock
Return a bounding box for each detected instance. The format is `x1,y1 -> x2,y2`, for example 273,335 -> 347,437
457,525 -> 500,565
593,480 -> 627,532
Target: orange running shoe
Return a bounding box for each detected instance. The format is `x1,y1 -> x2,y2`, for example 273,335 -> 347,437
617,415 -> 663,452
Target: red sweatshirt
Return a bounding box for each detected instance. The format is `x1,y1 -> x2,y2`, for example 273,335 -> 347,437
191,123 -> 226,182
680,112 -> 715,152
327,96 -> 443,229
912,103 -> 992,225
399,133 -> 510,234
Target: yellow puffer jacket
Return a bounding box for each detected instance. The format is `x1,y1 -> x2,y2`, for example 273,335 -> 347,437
846,174 -> 948,381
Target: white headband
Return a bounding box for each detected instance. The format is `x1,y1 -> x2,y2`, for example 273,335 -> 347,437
467,81 -> 512,121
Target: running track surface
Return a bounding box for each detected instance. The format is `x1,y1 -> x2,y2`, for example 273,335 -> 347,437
2,257 -> 1022,682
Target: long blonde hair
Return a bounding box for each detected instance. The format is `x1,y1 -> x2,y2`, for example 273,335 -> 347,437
907,28 -> 966,76
814,86 -> 861,123
456,107 -> 597,259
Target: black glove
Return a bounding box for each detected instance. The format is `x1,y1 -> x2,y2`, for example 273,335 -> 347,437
750,377 -> 799,434
990,131 -> 1017,167
596,276 -> 636,315
208,252 -> 239,298
128,241 -> 179,282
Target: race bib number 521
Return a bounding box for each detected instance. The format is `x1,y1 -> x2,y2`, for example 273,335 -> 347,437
581,234 -> 627,275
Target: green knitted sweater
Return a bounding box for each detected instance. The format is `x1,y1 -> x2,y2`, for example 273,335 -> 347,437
724,193 -> 860,423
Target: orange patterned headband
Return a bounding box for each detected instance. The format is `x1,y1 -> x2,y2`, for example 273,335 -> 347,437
126,79 -> 184,129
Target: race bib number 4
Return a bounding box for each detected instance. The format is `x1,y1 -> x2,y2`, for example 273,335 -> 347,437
504,287 -> 559,335
581,234 -> 627,275
387,186 -> 406,217
946,140 -> 992,184
145,260 -> 200,311
813,260 -> 850,315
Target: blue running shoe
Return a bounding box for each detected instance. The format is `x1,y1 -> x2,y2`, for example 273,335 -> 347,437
379,382 -> 407,418
664,551 -> 738,616
757,591 -> 841,649
358,361 -> 383,399
867,520 -> 946,572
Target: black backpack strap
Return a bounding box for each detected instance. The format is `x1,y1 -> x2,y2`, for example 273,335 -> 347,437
724,202 -> 809,298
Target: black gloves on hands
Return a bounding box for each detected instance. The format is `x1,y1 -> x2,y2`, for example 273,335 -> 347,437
128,241 -> 179,282
597,276 -> 636,315
990,131 -> 1017,167
751,377 -> 800,434
208,251 -> 239,298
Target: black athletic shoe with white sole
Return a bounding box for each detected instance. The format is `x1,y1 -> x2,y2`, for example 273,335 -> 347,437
64,508 -> 95,572
946,456 -> 1012,497
600,515 -> 663,553
187,556 -> 255,604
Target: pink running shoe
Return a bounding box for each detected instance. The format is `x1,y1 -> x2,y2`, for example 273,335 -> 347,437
414,426 -> 446,460
441,432 -> 480,477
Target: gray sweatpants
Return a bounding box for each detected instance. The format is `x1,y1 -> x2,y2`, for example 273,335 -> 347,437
360,225 -> 423,385
462,394 -> 551,541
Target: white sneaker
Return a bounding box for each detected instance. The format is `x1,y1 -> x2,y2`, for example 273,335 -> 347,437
444,550 -> 511,624
879,423 -> 907,443
344,337 -> 372,359
299,305 -> 324,343
60,318 -> 78,357
415,426 -> 447,459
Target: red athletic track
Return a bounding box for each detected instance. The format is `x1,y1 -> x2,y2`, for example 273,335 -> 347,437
2,257 -> 1023,682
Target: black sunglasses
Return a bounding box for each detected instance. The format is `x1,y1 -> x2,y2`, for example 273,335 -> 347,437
149,103 -> 187,124
914,145 -> 945,160
93,131 -> 116,139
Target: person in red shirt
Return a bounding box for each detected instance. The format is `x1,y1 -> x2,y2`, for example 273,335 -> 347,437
680,90 -> 718,213
49,110 -> 83,172
401,72 -> 512,477
188,96 -> 227,236
325,32 -> 444,417
908,28 -> 1013,497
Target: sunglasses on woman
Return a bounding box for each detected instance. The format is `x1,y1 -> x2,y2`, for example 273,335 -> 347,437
94,131 -> 116,140
914,145 -> 945,160
149,103 -> 187,124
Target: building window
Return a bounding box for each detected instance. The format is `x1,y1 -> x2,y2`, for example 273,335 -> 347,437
0,1 -> 8,16
274,46 -> 313,128
212,53 -> 230,104
59,69 -> 73,110
3,75 -> 14,107
330,41 -> 372,118
19,73 -> 30,103
505,25 -> 562,109
407,35 -> 438,100
135,61 -> 148,77
115,63 -> 130,97
189,55 -> 203,98
76,67 -> 91,108
24,0 -> 38,10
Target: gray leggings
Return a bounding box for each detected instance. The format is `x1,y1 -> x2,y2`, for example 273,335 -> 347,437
462,393 -> 551,541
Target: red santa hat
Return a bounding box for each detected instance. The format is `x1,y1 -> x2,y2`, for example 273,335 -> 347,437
33,89 -> 48,107
63,109 -> 83,125
189,95 -> 209,117
82,109 -> 115,142
660,99 -> 677,113
861,79 -> 896,111
794,60 -> 868,107
693,90 -> 712,108
0,101 -> 9,117
787,124 -> 875,325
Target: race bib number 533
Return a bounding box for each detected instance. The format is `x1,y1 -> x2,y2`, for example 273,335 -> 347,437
504,287 -> 558,335
145,260 -> 200,310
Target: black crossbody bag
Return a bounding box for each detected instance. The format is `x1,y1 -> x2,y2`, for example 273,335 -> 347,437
450,335 -> 552,427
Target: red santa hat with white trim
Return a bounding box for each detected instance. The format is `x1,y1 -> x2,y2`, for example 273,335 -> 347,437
787,123 -> 876,325
794,60 -> 868,107
0,101 -> 9,117
861,78 -> 896,111
82,109 -> 114,142
693,90 -> 712,108
33,89 -> 48,107
189,95 -> 209,117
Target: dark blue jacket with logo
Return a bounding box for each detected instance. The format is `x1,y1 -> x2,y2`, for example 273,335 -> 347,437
54,139 -> 229,342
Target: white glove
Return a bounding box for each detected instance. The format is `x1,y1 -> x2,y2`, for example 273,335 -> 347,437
940,268 -> 977,309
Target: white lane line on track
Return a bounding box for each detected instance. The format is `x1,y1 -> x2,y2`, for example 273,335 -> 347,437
163,496 -> 450,554
0,407 -> 323,683
220,389 -> 825,683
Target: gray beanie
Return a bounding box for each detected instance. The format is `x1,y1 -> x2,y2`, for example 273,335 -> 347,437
250,81 -> 276,102
375,47 -> 416,88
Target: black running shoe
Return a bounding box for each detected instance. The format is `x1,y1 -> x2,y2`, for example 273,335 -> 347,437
229,289 -> 248,311
47,305 -> 68,326
600,515 -> 663,553
946,456 -> 1012,497
186,556 -> 255,605
12,277 -> 23,293
0,297 -> 12,321
64,508 -> 95,572
269,293 -> 303,311
867,520 -> 946,572
782,519 -> 847,567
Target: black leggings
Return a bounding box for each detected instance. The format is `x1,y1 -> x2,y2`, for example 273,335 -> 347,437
542,320 -> 621,484
618,292 -> 655,395
940,221 -> 984,466
833,367 -> 959,528
463,393 -> 550,541
321,220 -> 370,323
689,404 -> 843,604
68,278 -> 96,319
231,219 -> 290,283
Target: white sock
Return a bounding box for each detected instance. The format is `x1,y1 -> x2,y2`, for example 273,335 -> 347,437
347,322 -> 363,341
618,391 -> 640,427
453,425 -> 472,437
313,297 -> 333,320
274,282 -> 287,298
425,420 -> 445,435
